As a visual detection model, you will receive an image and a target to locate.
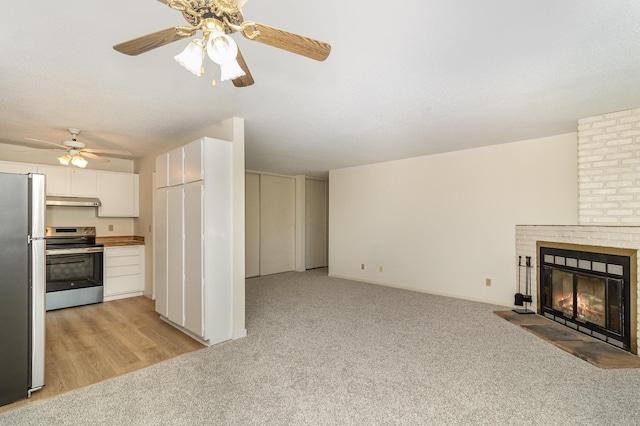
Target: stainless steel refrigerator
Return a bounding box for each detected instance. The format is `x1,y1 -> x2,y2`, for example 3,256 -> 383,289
0,172 -> 46,406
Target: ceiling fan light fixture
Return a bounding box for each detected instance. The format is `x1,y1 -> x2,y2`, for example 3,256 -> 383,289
206,33 -> 245,81
71,154 -> 88,168
174,39 -> 205,76
57,154 -> 71,165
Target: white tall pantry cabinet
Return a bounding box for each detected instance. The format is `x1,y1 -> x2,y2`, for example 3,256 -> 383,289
154,137 -> 232,345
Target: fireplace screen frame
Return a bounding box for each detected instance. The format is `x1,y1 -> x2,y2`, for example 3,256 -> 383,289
539,246 -> 631,351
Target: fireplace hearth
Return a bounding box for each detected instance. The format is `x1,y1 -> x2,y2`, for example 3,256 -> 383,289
539,246 -> 631,351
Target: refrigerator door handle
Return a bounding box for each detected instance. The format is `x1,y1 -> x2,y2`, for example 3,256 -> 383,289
29,173 -> 46,393
29,174 -> 46,239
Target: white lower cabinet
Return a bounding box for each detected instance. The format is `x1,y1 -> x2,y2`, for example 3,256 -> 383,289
184,181 -> 204,336
154,137 -> 232,345
104,246 -> 145,301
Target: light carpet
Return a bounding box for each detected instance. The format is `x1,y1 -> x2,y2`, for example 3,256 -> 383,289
2,268 -> 640,425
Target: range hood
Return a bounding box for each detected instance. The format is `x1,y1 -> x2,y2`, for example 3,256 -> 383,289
46,196 -> 101,207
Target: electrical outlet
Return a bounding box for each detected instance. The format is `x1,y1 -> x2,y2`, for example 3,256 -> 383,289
486,278 -> 491,287
361,264 -> 365,270
108,224 -> 114,232
379,266 -> 384,272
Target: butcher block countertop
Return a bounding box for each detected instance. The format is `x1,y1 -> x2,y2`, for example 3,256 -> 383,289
96,236 -> 145,247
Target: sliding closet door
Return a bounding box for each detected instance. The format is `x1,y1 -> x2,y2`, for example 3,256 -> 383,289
245,172 -> 260,278
305,178 -> 328,269
259,175 -> 296,275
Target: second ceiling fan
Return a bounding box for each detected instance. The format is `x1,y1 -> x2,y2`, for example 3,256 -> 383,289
113,0 -> 331,87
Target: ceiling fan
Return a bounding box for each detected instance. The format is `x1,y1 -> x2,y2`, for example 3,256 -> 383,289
25,128 -> 132,168
113,0 -> 331,87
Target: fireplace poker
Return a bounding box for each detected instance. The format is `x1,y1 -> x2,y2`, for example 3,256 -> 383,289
513,256 -> 535,314
514,256 -> 524,306
523,256 -> 533,304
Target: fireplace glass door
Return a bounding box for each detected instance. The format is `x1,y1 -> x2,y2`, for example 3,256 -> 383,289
539,246 -> 630,351
575,274 -> 605,327
551,270 -> 573,317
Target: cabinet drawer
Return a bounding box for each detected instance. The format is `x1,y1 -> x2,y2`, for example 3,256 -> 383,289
106,264 -> 141,278
106,255 -> 141,268
105,246 -> 141,258
104,274 -> 143,295
107,246 -> 141,257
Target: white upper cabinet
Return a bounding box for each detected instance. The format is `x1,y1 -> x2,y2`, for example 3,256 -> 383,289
36,165 -> 70,195
168,147 -> 184,187
155,141 -> 203,188
0,161 -> 37,174
70,169 -> 99,197
155,153 -> 169,188
183,138 -> 203,183
0,160 -> 139,217
98,171 -> 139,217
35,166 -> 99,197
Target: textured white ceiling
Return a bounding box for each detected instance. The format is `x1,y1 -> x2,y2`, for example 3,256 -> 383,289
1,1 -> 639,177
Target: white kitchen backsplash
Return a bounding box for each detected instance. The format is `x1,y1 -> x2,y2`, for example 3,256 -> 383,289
46,206 -> 134,236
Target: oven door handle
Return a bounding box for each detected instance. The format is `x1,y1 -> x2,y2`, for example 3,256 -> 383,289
46,247 -> 104,255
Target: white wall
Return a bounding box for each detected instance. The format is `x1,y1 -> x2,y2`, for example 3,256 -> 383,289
329,133 -> 579,306
245,172 -> 260,278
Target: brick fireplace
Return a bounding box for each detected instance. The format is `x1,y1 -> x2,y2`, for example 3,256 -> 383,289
516,107 -> 640,354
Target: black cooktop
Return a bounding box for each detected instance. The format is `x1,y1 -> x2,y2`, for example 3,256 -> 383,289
45,243 -> 103,250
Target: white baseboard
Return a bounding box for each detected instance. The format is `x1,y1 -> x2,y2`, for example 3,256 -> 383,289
103,291 -> 144,302
233,328 -> 247,339
327,273 -> 512,308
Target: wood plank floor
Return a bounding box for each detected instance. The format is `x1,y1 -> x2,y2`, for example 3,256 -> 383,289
0,296 -> 204,414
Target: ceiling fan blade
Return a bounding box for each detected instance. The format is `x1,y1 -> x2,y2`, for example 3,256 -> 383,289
83,148 -> 132,156
239,22 -> 331,61
233,48 -> 254,87
24,137 -> 66,149
113,27 -> 192,56
81,152 -> 110,163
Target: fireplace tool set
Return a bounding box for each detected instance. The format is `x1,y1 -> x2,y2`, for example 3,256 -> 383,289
513,256 -> 534,314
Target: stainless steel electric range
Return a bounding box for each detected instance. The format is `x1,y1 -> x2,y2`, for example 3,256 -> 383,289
45,226 -> 104,311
